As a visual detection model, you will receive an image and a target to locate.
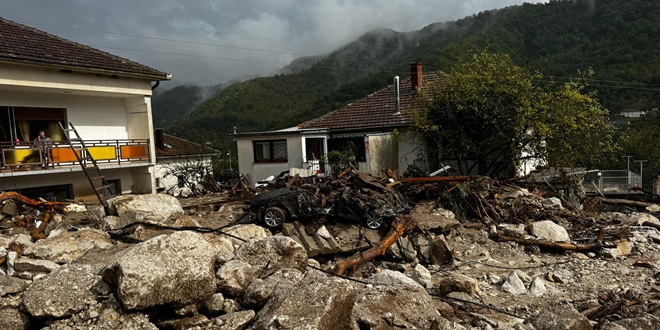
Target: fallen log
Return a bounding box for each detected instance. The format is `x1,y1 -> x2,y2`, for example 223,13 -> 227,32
0,191 -> 69,211
497,235 -> 603,252
334,215 -> 417,276
598,198 -> 653,209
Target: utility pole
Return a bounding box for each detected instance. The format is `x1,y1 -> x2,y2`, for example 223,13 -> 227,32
623,155 -> 633,186
634,160 -> 647,189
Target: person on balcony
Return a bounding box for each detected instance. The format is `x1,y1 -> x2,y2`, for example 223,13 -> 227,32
34,130 -> 51,168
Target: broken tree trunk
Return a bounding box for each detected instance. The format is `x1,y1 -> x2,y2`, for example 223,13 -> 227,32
334,215 -> 417,276
497,235 -> 602,252
0,191 -> 69,211
597,198 -> 654,209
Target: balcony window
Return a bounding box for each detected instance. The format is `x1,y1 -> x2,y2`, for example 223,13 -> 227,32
254,140 -> 288,163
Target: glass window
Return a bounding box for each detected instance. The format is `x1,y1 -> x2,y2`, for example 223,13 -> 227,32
253,140 -> 287,163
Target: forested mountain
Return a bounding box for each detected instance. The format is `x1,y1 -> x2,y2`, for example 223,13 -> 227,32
154,0 -> 659,150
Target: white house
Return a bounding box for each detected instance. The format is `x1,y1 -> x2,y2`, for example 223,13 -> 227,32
235,63 -> 439,183
620,109 -> 646,118
0,17 -> 170,201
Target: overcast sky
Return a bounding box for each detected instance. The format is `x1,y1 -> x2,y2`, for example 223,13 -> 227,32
1,0 -> 547,87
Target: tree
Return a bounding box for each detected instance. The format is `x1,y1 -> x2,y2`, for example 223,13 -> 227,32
411,51 -> 616,177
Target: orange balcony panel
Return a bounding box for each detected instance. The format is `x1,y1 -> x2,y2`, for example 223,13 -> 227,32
120,145 -> 148,159
3,148 -> 42,165
49,148 -> 81,163
88,146 -> 116,161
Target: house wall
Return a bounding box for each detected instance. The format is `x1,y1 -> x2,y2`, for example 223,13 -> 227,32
236,135 -> 303,183
0,63 -> 158,198
366,133 -> 398,175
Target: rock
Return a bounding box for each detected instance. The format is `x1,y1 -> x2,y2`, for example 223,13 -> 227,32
13,234 -> 32,248
22,264 -> 106,318
91,295 -> 157,329
412,264 -> 432,288
128,224 -> 174,241
499,223 -> 527,238
102,231 -> 216,309
316,226 -> 331,239
202,293 -> 225,315
527,305 -> 591,330
432,271 -> 478,296
6,251 -> 17,276
211,310 -> 255,329
223,298 -> 242,313
429,235 -> 453,265
530,220 -> 570,242
370,269 -> 424,289
0,307 -> 30,330
241,268 -> 304,307
612,316 -> 658,330
621,212 -> 660,226
646,204 -> 660,213
216,260 -> 259,297
541,197 -> 563,210
412,203 -> 461,234
501,271 -> 527,295
233,236 -> 308,274
46,229 -> 63,239
602,240 -> 634,258
249,270 -> 356,330
172,214 -> 201,228
105,194 -> 184,228
353,285 -> 444,329
514,270 -> 531,283
0,275 -> 28,296
389,237 -> 417,261
529,276 -> 547,296
223,224 -> 270,247
411,234 -> 433,262
13,258 -> 60,273
202,234 -> 235,267
23,229 -> 114,264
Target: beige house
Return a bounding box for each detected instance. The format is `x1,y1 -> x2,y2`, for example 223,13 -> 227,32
0,17 -> 170,201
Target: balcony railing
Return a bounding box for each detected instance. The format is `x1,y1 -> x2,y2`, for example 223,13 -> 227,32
1,139 -> 150,172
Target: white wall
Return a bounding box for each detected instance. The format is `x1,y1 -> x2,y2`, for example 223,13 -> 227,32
154,156 -> 214,192
236,134 -> 304,184
0,63 -> 159,199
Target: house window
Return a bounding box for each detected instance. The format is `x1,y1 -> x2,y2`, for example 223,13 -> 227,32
254,140 -> 288,163
305,138 -> 325,161
104,179 -> 121,197
18,184 -> 73,202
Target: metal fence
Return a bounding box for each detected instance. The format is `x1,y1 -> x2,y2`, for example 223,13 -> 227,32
584,170 -> 642,193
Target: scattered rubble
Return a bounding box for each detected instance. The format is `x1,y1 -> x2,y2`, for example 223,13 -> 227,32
0,173 -> 658,329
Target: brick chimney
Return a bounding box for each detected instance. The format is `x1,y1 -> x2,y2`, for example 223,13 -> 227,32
410,62 -> 423,90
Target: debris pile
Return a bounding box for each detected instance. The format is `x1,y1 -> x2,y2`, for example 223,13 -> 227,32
0,176 -> 658,329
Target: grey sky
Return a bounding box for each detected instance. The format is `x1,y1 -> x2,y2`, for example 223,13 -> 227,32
1,0 -> 547,86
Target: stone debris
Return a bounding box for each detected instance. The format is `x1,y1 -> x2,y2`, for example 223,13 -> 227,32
0,175 -> 657,329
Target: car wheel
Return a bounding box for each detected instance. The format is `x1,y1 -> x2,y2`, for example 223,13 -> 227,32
262,206 -> 286,228
364,214 -> 384,229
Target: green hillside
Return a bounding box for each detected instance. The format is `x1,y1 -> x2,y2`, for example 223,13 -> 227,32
155,0 -> 659,151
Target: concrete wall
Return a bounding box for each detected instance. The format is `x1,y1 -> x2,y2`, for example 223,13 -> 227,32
236,135 -> 303,184
366,133 -> 398,175
0,63 -> 159,198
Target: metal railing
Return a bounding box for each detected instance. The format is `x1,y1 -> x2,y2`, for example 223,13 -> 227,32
0,139 -> 150,172
584,170 -> 642,193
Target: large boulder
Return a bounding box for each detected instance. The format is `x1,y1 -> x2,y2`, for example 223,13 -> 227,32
241,268 -> 304,307
0,307 -> 30,330
0,275 -> 28,296
22,264 -> 107,318
248,270 -> 357,330
23,229 -> 114,264
105,194 -> 184,228
530,220 -> 570,242
352,285 -> 445,329
526,305 -> 591,330
102,231 -> 216,310
222,224 -> 270,247
216,236 -> 307,297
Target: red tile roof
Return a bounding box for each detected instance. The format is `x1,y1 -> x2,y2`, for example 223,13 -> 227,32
156,133 -> 219,158
301,73 -> 443,130
0,17 -> 169,80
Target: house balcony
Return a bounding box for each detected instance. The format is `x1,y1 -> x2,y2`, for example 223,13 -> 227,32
0,139 -> 151,177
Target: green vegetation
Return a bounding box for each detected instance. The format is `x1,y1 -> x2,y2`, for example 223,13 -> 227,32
411,51 -> 616,177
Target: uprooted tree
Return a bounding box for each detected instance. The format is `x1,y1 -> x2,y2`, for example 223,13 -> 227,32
410,50 -> 617,177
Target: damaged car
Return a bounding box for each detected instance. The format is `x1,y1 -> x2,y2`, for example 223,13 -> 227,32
246,169 -> 410,229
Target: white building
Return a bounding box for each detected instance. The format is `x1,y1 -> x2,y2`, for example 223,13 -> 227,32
0,17 -> 170,201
